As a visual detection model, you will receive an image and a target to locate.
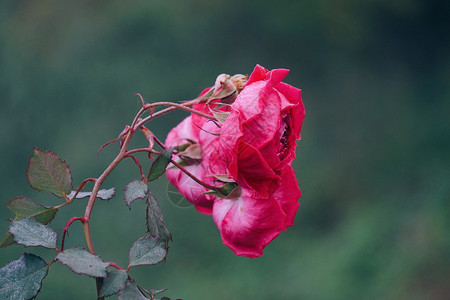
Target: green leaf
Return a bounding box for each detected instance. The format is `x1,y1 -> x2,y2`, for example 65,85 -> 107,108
209,107 -> 230,124
123,180 -> 148,209
141,287 -> 167,297
27,147 -> 72,197
128,236 -> 167,267
0,196 -> 58,248
9,218 -> 57,249
148,147 -> 175,181
99,269 -> 128,298
66,187 -> 116,201
118,280 -> 148,300
203,182 -> 241,199
7,196 -> 58,223
56,248 -> 108,277
146,192 -> 172,244
0,253 -> 48,299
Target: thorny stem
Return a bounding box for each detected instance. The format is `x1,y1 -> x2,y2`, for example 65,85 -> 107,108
82,108 -> 146,300
70,178 -> 97,202
126,146 -> 217,191
82,107 -> 145,254
61,217 -> 85,251
136,99 -> 206,128
82,142 -> 132,254
126,154 -> 145,180
146,101 -> 214,120
125,148 -> 153,156
79,99 -> 215,298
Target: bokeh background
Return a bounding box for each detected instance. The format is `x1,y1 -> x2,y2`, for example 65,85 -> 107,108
1,1 -> 449,299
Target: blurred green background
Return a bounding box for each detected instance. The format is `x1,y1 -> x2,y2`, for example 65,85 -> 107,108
1,0 -> 449,299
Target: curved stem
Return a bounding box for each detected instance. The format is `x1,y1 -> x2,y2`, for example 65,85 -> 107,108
82,108 -> 145,254
61,217 -> 85,251
135,99 -> 209,128
82,150 -> 127,253
153,136 -> 166,150
82,133 -> 132,300
170,159 -> 217,191
82,100 -> 196,252
70,178 -> 97,202
145,101 -> 214,120
80,100 -> 210,298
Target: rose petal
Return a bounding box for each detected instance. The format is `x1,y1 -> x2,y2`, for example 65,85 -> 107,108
165,116 -> 216,214
245,64 -> 268,86
227,139 -> 281,197
165,116 -> 196,146
166,164 -> 214,213
273,166 -> 301,227
213,189 -> 286,258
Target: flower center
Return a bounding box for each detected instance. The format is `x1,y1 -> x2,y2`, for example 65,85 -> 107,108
277,114 -> 291,159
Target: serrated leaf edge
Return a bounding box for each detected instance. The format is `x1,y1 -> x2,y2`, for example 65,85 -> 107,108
1,197 -> 58,248
148,147 -> 175,181
123,180 -> 148,209
9,218 -> 57,249
26,147 -> 73,198
55,247 -> 108,278
99,268 -> 129,298
128,235 -> 168,268
0,253 -> 49,299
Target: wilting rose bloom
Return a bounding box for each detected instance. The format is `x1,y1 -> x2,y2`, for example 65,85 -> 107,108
165,64 -> 305,257
219,64 -> 305,198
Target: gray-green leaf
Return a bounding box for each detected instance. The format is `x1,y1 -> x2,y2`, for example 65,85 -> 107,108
9,218 -> 57,249
118,280 -> 148,300
99,269 -> 128,297
26,147 -> 72,197
146,192 -> 172,244
66,187 -> 116,201
1,197 -> 58,248
128,236 -> 167,267
0,253 -> 48,299
123,180 -> 148,209
56,248 -> 108,277
7,196 -> 58,223
141,287 -> 167,297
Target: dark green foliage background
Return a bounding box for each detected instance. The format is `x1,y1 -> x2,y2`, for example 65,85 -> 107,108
1,1 -> 449,299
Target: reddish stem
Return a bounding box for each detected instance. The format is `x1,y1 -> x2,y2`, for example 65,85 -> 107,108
143,101 -> 214,120
126,148 -> 152,155
80,100 -> 215,298
61,217 -> 86,251
135,98 -> 209,129
170,159 -> 217,191
126,154 -> 145,180
70,178 -> 97,202
136,93 -> 146,108
108,262 -> 124,270
82,107 -> 145,255
153,136 -> 166,150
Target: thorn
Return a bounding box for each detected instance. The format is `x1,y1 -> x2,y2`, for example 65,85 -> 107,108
136,93 -> 145,108
98,137 -> 120,156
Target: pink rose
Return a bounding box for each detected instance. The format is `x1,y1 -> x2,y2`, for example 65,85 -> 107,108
165,65 -> 304,257
165,116 -> 218,214
219,65 -> 305,198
